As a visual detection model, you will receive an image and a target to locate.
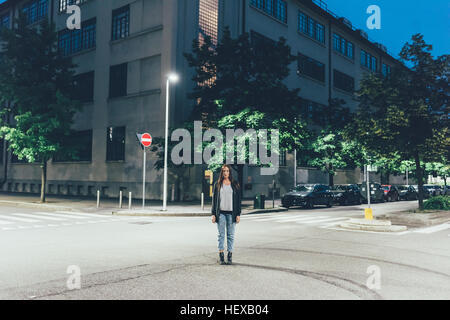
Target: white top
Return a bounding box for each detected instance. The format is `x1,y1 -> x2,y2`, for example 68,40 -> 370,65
220,184 -> 233,211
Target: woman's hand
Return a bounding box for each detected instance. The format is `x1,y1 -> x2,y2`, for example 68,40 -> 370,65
211,215 -> 216,223
236,216 -> 240,224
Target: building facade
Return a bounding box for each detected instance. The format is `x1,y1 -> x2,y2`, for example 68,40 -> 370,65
0,0 -> 407,201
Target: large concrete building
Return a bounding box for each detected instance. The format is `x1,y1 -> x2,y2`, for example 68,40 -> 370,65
0,0 -> 406,201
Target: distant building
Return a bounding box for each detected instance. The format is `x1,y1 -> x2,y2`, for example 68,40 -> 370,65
0,0 -> 405,201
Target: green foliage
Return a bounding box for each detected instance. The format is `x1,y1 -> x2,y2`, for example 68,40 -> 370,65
423,196 -> 450,210
0,15 -> 82,201
0,16 -> 81,164
347,34 -> 450,208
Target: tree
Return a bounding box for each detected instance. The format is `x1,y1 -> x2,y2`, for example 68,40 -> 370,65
0,16 -> 82,202
348,34 -> 450,209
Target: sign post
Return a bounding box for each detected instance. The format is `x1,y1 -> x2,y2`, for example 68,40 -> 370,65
136,133 -> 152,208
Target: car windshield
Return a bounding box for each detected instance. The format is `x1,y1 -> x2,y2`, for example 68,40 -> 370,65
294,185 -> 314,192
397,186 -> 407,190
424,186 -> 435,189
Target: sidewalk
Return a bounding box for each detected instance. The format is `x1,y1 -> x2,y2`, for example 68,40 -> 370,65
0,192 -> 287,216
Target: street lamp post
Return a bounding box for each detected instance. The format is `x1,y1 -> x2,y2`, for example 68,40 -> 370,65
163,73 -> 179,211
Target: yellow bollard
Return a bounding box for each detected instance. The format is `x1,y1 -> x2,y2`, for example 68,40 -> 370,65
364,208 -> 373,220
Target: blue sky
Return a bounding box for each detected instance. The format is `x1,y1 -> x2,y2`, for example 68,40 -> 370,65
325,0 -> 450,58
1,0 -> 448,58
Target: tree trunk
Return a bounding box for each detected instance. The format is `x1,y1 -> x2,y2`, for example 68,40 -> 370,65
414,153 -> 424,210
40,160 -> 47,203
328,163 -> 334,186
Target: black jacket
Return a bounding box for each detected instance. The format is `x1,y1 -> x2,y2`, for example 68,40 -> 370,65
211,181 -> 242,223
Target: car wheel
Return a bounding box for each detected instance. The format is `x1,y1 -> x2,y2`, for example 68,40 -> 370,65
387,195 -> 392,202
357,197 -> 362,205
305,200 -> 314,209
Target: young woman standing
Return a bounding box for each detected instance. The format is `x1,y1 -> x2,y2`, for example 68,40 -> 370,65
211,165 -> 241,265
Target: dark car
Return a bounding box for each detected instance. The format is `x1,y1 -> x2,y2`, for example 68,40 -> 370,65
411,185 -> 432,199
382,185 -> 400,202
281,184 -> 333,209
330,184 -> 362,206
442,185 -> 450,196
397,185 -> 418,201
359,182 -> 385,203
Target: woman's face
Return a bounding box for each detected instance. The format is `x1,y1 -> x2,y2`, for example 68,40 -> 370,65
222,167 -> 230,179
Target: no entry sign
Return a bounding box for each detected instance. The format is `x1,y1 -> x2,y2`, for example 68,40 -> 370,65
138,133 -> 152,148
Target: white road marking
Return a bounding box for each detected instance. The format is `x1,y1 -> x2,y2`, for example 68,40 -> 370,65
414,224 -> 450,234
300,217 -> 349,224
0,215 -> 40,223
13,213 -> 67,221
255,215 -> 324,222
34,212 -> 87,220
0,219 -> 14,225
56,211 -> 114,218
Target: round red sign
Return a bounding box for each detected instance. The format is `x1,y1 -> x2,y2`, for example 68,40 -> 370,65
141,133 -> 152,147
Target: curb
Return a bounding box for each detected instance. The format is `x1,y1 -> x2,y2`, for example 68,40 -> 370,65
0,200 -> 76,212
339,218 -> 407,232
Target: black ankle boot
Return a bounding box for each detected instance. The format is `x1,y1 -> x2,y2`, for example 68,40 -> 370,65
227,252 -> 232,265
219,252 -> 226,265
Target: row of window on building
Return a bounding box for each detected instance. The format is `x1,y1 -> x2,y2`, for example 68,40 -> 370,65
250,3 -> 392,78
5,126 -> 126,164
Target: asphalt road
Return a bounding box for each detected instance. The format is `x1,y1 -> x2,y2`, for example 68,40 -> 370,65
0,201 -> 449,300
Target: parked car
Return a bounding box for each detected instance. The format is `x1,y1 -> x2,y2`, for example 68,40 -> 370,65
330,184 -> 362,205
424,185 -> 442,196
397,185 -> 418,201
281,184 -> 334,209
359,182 -> 385,203
411,185 -> 432,199
442,185 -> 450,196
382,185 -> 400,202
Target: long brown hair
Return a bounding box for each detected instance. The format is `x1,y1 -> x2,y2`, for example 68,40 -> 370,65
216,164 -> 240,190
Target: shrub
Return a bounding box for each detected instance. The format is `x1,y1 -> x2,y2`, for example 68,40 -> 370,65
423,196 -> 450,210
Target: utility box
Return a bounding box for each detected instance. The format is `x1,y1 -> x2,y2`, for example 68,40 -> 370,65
254,194 -> 266,209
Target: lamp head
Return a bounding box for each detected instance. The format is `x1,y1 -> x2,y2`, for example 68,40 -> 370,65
168,73 -> 179,83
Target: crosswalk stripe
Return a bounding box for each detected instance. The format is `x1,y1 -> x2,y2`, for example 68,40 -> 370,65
254,215 -> 314,222
0,215 -> 40,223
299,217 -> 348,224
56,211 -> 112,218
31,212 -> 88,220
414,224 -> 450,234
0,219 -> 14,225
13,213 -> 67,221
275,216 -> 331,222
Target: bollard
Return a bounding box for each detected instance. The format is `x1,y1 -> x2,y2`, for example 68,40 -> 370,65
119,191 -> 123,209
128,192 -> 132,210
201,192 -> 204,211
171,184 -> 175,202
97,190 -> 100,208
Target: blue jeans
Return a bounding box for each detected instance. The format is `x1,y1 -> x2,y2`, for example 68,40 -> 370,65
217,213 -> 236,252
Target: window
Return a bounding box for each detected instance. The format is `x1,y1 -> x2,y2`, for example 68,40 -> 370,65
361,49 -> 378,72
22,0 -> 48,25
279,151 -> 286,167
333,69 -> 354,93
53,130 -> 93,162
297,11 -> 325,43
112,5 -> 130,41
382,63 -> 391,78
73,71 -> 94,102
0,13 -> 10,29
58,18 -> 96,56
109,63 -> 128,98
333,33 -> 354,59
106,127 -> 125,161
250,0 -> 288,23
300,98 -> 327,123
59,0 -> 89,13
198,0 -> 219,46
298,53 -> 325,83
